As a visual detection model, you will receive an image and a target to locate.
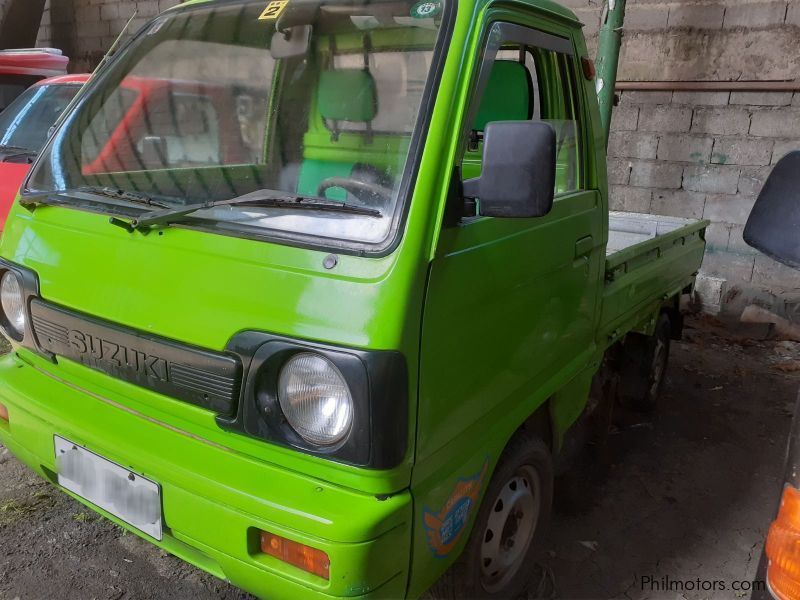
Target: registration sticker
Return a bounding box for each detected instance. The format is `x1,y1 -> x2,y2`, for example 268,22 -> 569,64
259,0 -> 289,20
410,0 -> 442,19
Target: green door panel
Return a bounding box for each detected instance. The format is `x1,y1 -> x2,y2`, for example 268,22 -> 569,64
416,190 -> 603,465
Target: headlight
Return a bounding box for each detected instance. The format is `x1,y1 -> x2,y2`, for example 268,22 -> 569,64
0,271 -> 25,338
278,353 -> 354,446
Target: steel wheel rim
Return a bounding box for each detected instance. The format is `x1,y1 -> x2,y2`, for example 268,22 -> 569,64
479,465 -> 541,593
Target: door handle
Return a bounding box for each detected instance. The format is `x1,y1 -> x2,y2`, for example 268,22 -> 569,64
574,235 -> 594,259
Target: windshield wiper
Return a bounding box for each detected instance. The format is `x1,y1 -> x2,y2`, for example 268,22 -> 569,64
119,189 -> 382,232
21,186 -> 173,211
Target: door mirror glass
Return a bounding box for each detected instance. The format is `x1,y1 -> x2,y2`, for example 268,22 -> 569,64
744,151 -> 800,268
463,120 -> 556,218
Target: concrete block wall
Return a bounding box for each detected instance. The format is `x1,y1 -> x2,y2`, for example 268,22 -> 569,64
35,1 -> 181,73
563,0 -> 800,318
608,89 -> 800,313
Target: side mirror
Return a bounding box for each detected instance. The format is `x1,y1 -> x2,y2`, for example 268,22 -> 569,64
270,25 -> 311,59
744,151 -> 800,268
463,121 -> 556,218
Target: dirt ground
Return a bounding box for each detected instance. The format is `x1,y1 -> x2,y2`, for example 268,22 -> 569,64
1,316 -> 797,600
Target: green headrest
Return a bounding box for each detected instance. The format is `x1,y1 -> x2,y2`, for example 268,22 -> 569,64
317,69 -> 377,122
473,60 -> 532,131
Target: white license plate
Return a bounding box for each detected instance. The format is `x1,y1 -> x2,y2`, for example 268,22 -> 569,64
54,436 -> 162,540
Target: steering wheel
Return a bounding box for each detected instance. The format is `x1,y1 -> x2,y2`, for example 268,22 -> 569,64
317,177 -> 393,207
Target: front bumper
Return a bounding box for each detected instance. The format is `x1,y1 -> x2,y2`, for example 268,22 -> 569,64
0,352 -> 410,599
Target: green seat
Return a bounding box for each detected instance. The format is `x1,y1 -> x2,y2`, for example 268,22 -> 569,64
297,69 -> 378,201
473,60 -> 532,130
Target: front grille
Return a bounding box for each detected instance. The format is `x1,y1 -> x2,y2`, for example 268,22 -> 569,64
30,299 -> 241,414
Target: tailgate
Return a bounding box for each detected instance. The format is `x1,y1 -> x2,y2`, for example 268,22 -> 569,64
600,212 -> 708,342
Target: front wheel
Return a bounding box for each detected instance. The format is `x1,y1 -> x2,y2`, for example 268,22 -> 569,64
432,432 -> 553,599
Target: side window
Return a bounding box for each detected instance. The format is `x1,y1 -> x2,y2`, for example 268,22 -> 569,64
462,23 -> 584,197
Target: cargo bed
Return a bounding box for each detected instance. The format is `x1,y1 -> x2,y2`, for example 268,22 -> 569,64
600,211 -> 709,343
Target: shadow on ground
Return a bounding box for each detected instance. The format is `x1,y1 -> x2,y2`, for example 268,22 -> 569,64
541,316 -> 796,599
0,317 -> 796,599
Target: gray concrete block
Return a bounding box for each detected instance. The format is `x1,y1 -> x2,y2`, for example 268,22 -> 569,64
772,139 -> 800,164
609,186 -> 652,214
657,134 -> 714,163
703,222 -> 732,253
630,161 -> 684,189
683,165 -> 741,194
723,2 -> 788,29
786,2 -> 800,26
626,5 -> 669,30
738,166 -> 774,197
609,131 -> 659,160
607,158 -> 632,186
672,91 -> 730,107
694,274 -> 726,313
750,110 -> 800,138
727,224 -> 760,256
753,254 -> 800,287
651,189 -> 706,219
692,108 -> 751,136
703,193 -> 757,226
638,105 -> 693,133
729,91 -> 794,107
610,105 -> 639,132
711,137 -> 774,166
700,251 -> 756,283
668,4 -> 725,29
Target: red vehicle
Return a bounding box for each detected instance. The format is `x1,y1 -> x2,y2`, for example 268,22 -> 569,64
79,75 -> 256,177
0,48 -> 69,112
0,74 -> 87,228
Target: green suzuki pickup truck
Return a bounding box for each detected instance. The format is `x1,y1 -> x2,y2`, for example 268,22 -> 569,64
0,0 -> 707,597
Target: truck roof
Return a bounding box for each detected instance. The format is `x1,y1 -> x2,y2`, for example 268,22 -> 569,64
0,48 -> 69,78
177,0 -> 580,26
33,73 -> 91,87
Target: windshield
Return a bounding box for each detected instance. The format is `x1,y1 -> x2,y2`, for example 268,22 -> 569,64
0,76 -> 41,112
26,0 -> 448,246
0,83 -> 82,153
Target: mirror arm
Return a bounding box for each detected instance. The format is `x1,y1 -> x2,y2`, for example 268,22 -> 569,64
443,168 -> 478,226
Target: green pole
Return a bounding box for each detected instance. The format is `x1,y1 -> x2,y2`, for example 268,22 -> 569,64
595,0 -> 628,147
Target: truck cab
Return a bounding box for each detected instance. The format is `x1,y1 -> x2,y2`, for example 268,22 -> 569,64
0,1 -> 707,598
0,48 -> 69,111
0,74 -> 86,230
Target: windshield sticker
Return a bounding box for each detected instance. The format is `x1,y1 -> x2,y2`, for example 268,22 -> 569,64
409,0 -> 442,19
423,458 -> 489,558
259,0 -> 289,20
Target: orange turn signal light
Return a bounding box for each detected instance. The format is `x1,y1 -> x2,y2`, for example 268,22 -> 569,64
260,530 -> 330,580
0,402 -> 8,422
767,485 -> 800,599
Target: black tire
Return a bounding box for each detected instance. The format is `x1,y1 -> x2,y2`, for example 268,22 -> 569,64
429,431 -> 554,599
618,313 -> 672,412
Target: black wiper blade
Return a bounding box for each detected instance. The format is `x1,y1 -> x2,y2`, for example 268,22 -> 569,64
74,186 -> 173,208
128,189 -> 382,230
21,186 -> 173,211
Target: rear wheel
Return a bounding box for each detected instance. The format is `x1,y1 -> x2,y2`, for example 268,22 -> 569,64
618,313 -> 672,412
432,431 -> 553,599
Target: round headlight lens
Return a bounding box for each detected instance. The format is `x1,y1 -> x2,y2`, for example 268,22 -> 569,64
277,353 -> 354,446
0,271 -> 25,337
